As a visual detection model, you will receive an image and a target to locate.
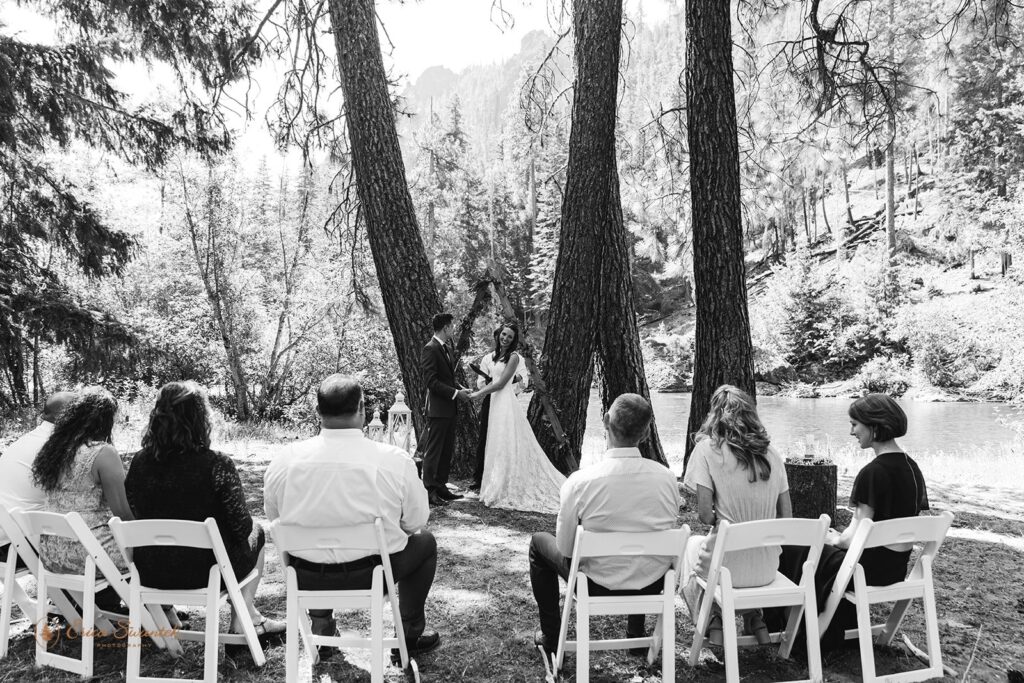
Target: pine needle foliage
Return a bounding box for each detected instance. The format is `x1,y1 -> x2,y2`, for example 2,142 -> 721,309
0,0 -> 260,405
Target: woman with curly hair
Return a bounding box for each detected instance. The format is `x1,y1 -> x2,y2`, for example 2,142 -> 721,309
680,385 -> 792,646
33,386 -> 134,576
124,382 -> 283,651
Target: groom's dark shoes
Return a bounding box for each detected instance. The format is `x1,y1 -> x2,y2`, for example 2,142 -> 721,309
427,490 -> 448,507
437,487 -> 463,501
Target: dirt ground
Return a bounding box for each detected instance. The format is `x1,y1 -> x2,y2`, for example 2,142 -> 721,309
1,450 -> 1021,682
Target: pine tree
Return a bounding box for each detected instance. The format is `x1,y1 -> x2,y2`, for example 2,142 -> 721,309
0,0 -> 261,405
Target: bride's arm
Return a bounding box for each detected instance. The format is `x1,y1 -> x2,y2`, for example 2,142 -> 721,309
471,354 -> 520,399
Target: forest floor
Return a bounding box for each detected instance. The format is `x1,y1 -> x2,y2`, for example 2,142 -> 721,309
1,444 -> 1021,682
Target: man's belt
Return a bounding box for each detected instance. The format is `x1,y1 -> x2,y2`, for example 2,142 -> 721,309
289,554 -> 382,573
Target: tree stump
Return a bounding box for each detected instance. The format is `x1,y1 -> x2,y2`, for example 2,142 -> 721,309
784,458 -> 838,520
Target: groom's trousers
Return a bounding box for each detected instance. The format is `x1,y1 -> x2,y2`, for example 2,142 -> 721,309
529,532 -> 663,644
293,532 -> 437,641
421,417 -> 456,493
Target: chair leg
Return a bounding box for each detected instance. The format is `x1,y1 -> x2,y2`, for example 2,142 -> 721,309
688,601 -> 707,668
34,569 -> 47,667
286,577 -> 299,683
802,590 -> 824,683
779,603 -> 803,659
82,563 -> 96,678
126,587 -> 143,683
648,612 -> 663,666
721,600 -> 740,683
878,598 -> 912,647
576,595 -> 589,683
921,560 -> 943,678
204,582 -> 220,682
853,570 -> 877,682
662,601 -> 675,683
0,563 -> 15,659
371,581 -> 384,683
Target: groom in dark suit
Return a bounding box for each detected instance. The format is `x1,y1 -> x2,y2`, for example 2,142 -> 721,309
420,313 -> 471,507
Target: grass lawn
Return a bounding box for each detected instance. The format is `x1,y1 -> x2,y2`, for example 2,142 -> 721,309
2,442 -> 1021,682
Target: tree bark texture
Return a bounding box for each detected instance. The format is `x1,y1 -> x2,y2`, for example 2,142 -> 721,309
329,0 -> 478,475
785,460 -> 838,520
683,0 -> 756,468
527,0 -> 666,469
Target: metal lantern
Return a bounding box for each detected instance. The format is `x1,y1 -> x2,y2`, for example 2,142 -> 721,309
387,392 -> 414,453
366,410 -> 386,442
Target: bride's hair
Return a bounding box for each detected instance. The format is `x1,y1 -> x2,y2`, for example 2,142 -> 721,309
696,384 -> 772,483
492,322 -> 520,365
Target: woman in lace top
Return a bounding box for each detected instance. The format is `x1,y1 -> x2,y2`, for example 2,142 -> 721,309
125,381 -> 283,642
33,387 -> 134,576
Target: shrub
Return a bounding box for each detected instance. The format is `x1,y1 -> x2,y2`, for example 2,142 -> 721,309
854,356 -> 911,396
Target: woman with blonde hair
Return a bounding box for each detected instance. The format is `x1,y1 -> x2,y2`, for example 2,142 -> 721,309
681,384 -> 792,646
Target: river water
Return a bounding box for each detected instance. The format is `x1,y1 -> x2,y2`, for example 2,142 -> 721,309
577,391 -> 1023,465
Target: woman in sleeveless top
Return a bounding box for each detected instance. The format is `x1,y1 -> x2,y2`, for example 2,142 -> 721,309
681,385 -> 792,646
32,387 -> 134,577
813,393 -> 929,650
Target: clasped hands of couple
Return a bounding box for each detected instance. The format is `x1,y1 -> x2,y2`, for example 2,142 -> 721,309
453,386 -> 490,402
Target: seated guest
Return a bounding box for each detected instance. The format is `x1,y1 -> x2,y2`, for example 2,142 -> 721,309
813,393 -> 928,649
264,374 -> 439,658
33,387 -> 135,576
529,393 -> 681,656
124,381 -> 284,650
0,392 -> 76,565
681,385 -> 791,646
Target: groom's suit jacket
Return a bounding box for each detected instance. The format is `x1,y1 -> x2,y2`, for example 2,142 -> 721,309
421,337 -> 458,418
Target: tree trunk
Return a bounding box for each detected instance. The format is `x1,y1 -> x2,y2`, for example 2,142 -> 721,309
820,181 -> 832,237
528,0 -> 665,469
4,340 -> 29,406
785,460 -> 838,520
329,0 -> 478,475
683,0 -> 756,468
885,124 -> 897,258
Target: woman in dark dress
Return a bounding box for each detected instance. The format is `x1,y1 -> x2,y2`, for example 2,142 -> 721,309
125,381 -> 283,645
816,393 -> 929,648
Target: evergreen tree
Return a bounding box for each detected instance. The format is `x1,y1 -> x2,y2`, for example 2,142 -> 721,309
0,0 -> 261,405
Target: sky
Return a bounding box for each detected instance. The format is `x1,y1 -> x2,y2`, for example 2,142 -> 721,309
371,0 -> 675,81
1,0 -> 677,80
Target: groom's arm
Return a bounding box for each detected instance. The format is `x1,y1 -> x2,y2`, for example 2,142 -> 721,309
421,344 -> 458,400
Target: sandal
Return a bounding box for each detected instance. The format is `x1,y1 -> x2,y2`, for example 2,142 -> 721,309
707,614 -> 724,647
253,616 -> 286,637
744,612 -> 771,646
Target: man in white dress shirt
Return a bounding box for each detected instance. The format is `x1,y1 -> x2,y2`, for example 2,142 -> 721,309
0,391 -> 76,562
264,375 -> 440,656
528,393 -> 681,654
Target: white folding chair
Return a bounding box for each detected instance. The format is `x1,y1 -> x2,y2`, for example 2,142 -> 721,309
545,525 -> 691,683
818,511 -> 954,683
1,536 -> 37,658
0,505 -> 104,659
108,516 -> 267,682
688,515 -> 830,683
271,518 -> 420,683
12,509 -> 174,677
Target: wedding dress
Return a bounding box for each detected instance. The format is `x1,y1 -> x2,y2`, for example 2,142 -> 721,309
480,354 -> 566,514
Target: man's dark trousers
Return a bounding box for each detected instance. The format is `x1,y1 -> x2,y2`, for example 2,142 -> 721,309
422,418 -> 456,493
295,532 -> 437,640
529,532 -> 663,644
472,395 -> 491,487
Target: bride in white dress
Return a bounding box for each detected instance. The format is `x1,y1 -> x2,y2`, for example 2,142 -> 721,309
470,324 -> 566,514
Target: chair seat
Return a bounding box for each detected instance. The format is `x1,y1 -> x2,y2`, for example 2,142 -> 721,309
701,572 -> 808,610
842,578 -> 926,605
